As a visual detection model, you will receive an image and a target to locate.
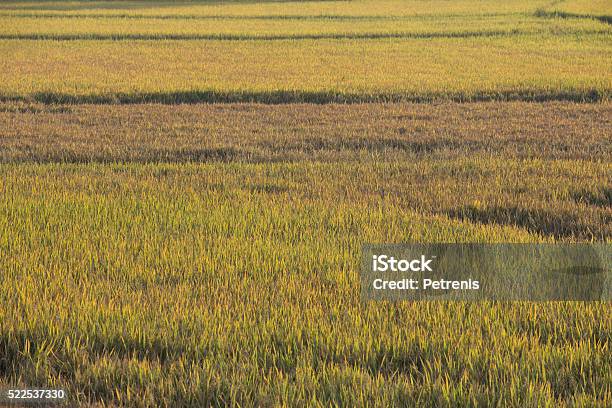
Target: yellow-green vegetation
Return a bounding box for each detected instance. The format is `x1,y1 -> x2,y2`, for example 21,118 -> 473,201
0,1 -> 555,17
1,101 -> 611,406
1,35 -> 611,103
0,1 -> 611,407
2,14 -> 608,38
0,0 -> 610,103
539,0 -> 611,22
1,159 -> 611,406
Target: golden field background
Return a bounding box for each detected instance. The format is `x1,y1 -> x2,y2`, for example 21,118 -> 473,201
0,1 -> 610,406
0,0 -> 610,102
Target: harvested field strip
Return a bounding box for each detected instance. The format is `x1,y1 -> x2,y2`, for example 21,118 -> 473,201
1,102 -> 610,163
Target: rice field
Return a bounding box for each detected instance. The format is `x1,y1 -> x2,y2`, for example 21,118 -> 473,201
0,1 -> 611,407
2,14 -> 608,39
0,0 -> 610,103
0,1 -> 567,16
539,0 -> 612,22
1,160 -> 611,406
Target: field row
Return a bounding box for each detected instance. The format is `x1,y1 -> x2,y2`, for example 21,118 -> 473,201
541,0 -> 611,22
2,102 -> 610,163
0,0 -> 556,17
1,102 -> 610,241
1,35 -> 610,103
1,14 -> 609,39
0,161 -> 610,405
2,0 -> 609,20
